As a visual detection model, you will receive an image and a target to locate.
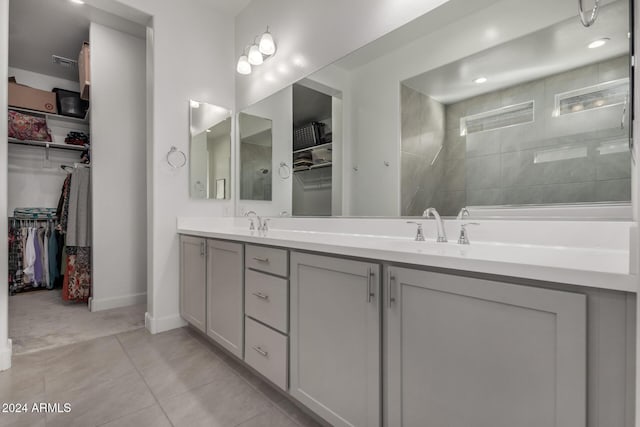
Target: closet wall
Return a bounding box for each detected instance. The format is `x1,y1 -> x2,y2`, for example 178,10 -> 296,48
7,67 -> 86,216
90,23 -> 146,311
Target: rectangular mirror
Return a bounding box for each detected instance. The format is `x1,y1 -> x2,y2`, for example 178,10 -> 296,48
189,100 -> 232,200
239,112 -> 273,201
236,0 -> 632,218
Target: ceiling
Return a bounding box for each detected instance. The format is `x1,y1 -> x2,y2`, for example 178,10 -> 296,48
401,0 -> 629,104
9,0 -> 145,82
203,0 -> 252,16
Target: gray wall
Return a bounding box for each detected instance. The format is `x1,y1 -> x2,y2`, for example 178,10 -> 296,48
401,55 -> 631,216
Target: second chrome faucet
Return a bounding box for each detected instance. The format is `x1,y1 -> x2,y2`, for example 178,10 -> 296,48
423,208 -> 447,242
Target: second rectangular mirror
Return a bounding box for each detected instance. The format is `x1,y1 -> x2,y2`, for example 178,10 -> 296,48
239,112 -> 273,201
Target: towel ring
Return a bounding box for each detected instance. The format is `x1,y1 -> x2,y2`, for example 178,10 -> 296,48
167,146 -> 187,169
578,0 -> 599,27
279,161 -> 291,179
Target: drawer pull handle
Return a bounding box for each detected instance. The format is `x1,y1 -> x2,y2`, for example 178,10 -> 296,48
252,257 -> 270,263
252,292 -> 270,301
252,346 -> 269,358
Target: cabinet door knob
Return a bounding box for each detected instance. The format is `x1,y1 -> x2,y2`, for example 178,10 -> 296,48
252,345 -> 269,358
252,292 -> 270,301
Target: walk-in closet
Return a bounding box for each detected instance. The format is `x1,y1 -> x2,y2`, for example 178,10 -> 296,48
7,0 -> 148,354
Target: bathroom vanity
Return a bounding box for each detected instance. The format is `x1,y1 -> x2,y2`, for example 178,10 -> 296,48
178,217 -> 635,427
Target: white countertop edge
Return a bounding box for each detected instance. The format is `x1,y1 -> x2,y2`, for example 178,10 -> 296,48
177,228 -> 638,294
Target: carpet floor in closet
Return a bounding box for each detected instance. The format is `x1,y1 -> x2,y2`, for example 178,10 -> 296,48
8,289 -> 145,355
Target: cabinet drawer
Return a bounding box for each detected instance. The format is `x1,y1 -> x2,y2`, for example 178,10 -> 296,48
244,317 -> 288,391
245,245 -> 288,277
245,269 -> 288,333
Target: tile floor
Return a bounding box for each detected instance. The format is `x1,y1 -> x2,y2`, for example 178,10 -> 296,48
9,290 -> 145,355
0,327 -> 325,427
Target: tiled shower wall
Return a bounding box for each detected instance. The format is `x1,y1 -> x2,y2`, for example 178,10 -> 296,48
401,55 -> 631,216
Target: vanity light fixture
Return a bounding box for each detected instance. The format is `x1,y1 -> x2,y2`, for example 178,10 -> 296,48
588,38 -> 609,49
237,53 -> 252,75
237,27 -> 277,75
259,28 -> 276,56
248,44 -> 264,66
473,76 -> 488,84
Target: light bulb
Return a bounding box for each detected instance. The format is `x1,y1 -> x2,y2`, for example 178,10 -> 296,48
248,45 -> 263,65
259,31 -> 276,56
473,76 -> 487,84
237,55 -> 252,75
588,38 -> 610,49
70,0 -> 85,4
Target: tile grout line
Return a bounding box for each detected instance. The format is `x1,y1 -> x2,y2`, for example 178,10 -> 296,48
111,334 -> 176,427
186,330 -> 311,427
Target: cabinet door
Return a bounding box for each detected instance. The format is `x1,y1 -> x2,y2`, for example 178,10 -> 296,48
179,235 -> 206,332
385,267 -> 586,427
207,240 -> 244,358
290,252 -> 380,427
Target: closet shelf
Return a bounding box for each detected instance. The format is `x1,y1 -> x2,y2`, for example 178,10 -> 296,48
293,142 -> 332,154
9,106 -> 90,125
294,162 -> 333,172
8,137 -> 85,152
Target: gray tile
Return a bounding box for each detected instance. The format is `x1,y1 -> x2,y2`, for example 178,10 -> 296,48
466,188 -> 504,206
498,121 -> 544,153
443,158 -> 465,192
98,405 -> 172,427
445,102 -> 465,132
595,179 -> 631,202
437,191 -> 466,217
160,372 -> 272,427
0,394 -> 46,427
501,148 -> 595,188
0,355 -> 46,402
598,55 -> 630,82
465,155 -> 501,190
43,336 -> 137,395
539,181 -> 597,204
443,132 -> 466,160
273,398 -> 328,427
139,345 -> 231,402
466,131 -> 501,158
501,80 -> 545,107
464,91 -> 502,117
118,327 -> 209,370
45,373 -> 156,427
595,151 -> 631,181
502,186 -> 545,206
236,407 -> 298,427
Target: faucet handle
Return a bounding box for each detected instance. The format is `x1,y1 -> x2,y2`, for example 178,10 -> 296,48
248,218 -> 256,231
458,222 -> 480,245
456,207 -> 470,220
406,221 -> 425,241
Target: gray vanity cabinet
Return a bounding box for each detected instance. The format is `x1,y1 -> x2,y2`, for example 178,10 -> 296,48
385,267 -> 587,427
290,252 -> 381,427
206,240 -> 244,358
179,235 -> 207,332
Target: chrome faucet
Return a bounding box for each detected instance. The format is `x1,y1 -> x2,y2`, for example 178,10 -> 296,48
423,208 -> 447,242
245,210 -> 258,231
458,222 -> 480,245
406,221 -> 425,241
262,218 -> 271,232
456,207 -> 470,221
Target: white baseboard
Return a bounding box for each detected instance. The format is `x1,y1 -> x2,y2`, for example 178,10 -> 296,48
89,293 -> 147,312
0,339 -> 12,371
145,312 -> 187,334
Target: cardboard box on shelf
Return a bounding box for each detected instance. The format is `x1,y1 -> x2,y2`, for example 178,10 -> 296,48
8,81 -> 57,114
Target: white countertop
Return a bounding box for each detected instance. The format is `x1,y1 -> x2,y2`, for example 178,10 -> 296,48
177,218 -> 637,293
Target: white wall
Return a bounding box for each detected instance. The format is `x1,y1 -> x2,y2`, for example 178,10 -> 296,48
0,0 -> 9,371
234,0 -> 449,110
90,22 -> 147,311
108,0 -> 236,333
237,86 -> 292,216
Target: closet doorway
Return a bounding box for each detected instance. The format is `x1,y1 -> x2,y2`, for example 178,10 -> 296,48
7,0 -> 148,355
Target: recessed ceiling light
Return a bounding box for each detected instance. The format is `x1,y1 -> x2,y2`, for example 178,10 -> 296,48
70,0 -> 85,4
473,77 -> 488,84
588,38 -> 610,49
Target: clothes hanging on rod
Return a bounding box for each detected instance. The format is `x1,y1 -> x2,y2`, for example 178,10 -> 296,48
8,215 -> 62,294
58,164 -> 92,303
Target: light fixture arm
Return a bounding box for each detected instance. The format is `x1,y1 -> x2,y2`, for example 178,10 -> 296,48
578,0 -> 600,27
